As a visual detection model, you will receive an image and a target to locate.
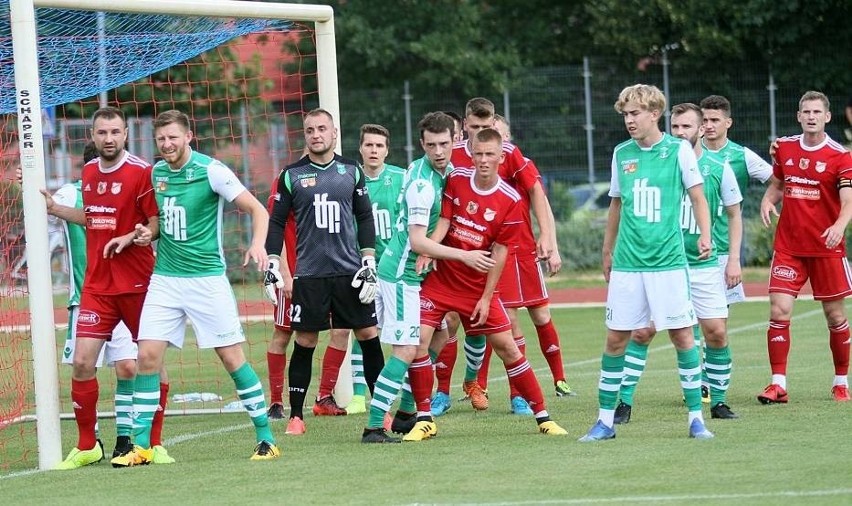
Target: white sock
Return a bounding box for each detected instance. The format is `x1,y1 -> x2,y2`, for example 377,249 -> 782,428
687,410 -> 703,426
771,374 -> 786,390
834,375 -> 848,387
599,409 -> 615,427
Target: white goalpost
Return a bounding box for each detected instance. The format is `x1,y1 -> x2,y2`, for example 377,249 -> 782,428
9,0 -> 347,471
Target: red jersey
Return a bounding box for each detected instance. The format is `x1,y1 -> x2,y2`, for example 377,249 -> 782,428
267,174 -> 297,269
773,134 -> 852,257
423,168 -> 524,297
451,140 -> 539,253
81,152 -> 158,295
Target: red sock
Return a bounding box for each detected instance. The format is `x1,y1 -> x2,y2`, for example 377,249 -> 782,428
768,320 -> 791,375
535,320 -> 565,382
267,351 -> 287,404
150,382 -> 169,446
829,320 -> 850,376
435,335 -> 458,394
508,335 -> 527,398
408,355 -> 434,416
504,358 -> 546,414
477,342 -> 493,390
318,346 -> 346,399
71,378 -> 99,450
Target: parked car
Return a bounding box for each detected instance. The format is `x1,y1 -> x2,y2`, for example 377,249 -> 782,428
568,182 -> 611,222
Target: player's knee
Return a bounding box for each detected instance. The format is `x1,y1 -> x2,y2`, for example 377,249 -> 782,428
113,359 -> 136,379
269,328 -> 292,352
631,328 -> 656,345
490,332 -> 522,363
71,361 -> 97,381
528,305 -> 551,326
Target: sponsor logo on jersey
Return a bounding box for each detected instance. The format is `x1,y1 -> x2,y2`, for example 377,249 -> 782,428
785,186 -> 820,200
785,175 -> 818,186
483,208 -> 496,222
453,214 -> 486,232
356,187 -> 367,196
420,298 -> 435,310
77,310 -> 100,326
799,158 -> 809,170
110,182 -> 122,194
815,161 -> 826,173
301,177 -> 316,188
466,201 -> 478,214
84,205 -> 117,213
86,216 -> 117,230
157,181 -> 167,192
97,181 -> 107,194
449,226 -> 485,248
621,159 -> 638,174
771,265 -> 797,281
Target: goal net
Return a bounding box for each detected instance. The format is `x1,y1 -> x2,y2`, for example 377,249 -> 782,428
1,0 -> 336,473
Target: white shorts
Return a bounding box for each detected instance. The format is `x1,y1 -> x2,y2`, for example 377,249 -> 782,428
688,265 -> 729,320
377,279 -> 421,346
62,306 -> 136,367
718,254 -> 746,305
138,274 -> 245,350
606,269 -> 697,331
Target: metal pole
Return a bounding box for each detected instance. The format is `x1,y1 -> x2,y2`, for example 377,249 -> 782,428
403,80 -> 413,165
662,47 -> 671,132
239,103 -> 252,244
767,69 -> 778,142
97,11 -> 107,107
583,57 -> 595,186
503,76 -> 510,123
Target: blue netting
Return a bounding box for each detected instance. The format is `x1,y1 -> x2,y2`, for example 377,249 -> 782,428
0,5 -> 291,113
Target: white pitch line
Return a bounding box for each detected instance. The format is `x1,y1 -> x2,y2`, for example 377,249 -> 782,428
405,487 -> 852,505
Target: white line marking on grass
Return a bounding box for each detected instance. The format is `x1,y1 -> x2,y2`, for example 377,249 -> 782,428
405,488 -> 852,505
163,423 -> 253,445
487,307 -> 825,384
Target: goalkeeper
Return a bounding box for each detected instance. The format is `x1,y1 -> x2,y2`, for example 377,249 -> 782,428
264,108 -> 385,434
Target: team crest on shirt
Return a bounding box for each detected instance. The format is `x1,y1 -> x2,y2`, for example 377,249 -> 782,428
185,168 -> 195,181
659,147 -> 669,159
466,201 -> 479,214
621,159 -> 638,174
337,164 -> 347,175
815,161 -> 826,173
483,208 -> 496,222
384,175 -> 392,186
799,158 -> 810,170
97,181 -> 107,194
110,182 -> 122,194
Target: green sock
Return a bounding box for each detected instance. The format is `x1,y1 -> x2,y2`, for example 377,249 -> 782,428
599,353 -> 624,410
398,372 -> 415,412
368,356 -> 408,428
704,345 -> 732,405
115,378 -> 134,437
131,373 -> 161,449
619,340 -> 648,406
230,362 -> 274,445
677,347 -> 703,412
351,339 -> 367,397
463,334 -> 486,382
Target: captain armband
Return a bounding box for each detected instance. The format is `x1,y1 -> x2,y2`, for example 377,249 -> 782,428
838,178 -> 852,190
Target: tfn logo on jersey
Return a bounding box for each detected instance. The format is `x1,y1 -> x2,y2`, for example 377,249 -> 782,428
162,196 -> 188,241
313,193 -> 341,233
632,178 -> 661,223
372,203 -> 392,240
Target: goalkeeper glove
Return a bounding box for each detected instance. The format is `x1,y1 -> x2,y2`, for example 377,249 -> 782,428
264,256 -> 284,305
351,255 -> 378,304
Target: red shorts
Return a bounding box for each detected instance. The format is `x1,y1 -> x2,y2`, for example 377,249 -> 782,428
420,284 -> 511,335
76,292 -> 146,341
273,286 -> 292,332
768,251 -> 852,301
497,251 -> 549,308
